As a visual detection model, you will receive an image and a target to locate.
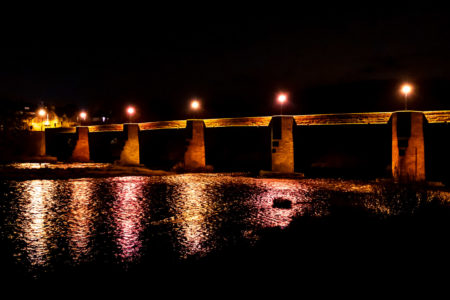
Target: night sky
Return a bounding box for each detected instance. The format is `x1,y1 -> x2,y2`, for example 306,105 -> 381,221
1,7 -> 450,121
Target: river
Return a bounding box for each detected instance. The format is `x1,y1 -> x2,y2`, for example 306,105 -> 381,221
0,163 -> 449,289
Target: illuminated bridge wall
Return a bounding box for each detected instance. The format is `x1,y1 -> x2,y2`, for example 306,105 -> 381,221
45,111 -> 450,182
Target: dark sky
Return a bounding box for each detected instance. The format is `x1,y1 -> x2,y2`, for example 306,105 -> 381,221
1,7 -> 450,121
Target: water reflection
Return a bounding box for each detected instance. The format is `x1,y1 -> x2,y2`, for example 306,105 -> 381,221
17,180 -> 56,268
168,175 -> 216,258
5,169 -> 446,279
250,179 -> 312,228
165,175 -> 315,258
109,176 -> 147,263
68,179 -> 95,263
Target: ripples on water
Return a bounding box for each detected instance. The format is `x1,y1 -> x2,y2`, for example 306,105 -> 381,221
0,172 -> 449,279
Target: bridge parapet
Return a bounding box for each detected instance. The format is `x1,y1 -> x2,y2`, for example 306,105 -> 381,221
424,111 -> 450,123
294,112 -> 393,125
88,124 -> 123,132
139,120 -> 187,130
54,110 -> 450,133
46,127 -> 77,134
204,116 -> 272,128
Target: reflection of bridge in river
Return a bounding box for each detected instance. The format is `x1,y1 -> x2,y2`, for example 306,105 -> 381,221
43,111 -> 450,182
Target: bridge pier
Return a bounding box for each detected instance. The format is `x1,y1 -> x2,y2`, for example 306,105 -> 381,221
270,116 -> 295,173
391,111 -> 426,182
70,126 -> 90,162
119,124 -> 140,165
184,120 -> 206,171
31,131 -> 46,157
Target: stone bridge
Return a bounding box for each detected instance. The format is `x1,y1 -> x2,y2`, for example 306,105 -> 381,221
43,110 -> 450,182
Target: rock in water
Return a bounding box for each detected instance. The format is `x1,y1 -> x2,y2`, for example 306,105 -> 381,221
272,198 -> 292,209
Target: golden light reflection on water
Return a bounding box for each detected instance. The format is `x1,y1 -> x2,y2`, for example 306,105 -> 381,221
167,175 -> 215,258
17,180 -> 56,268
164,174 -> 317,258
7,169 -> 446,276
68,179 -> 95,263
109,176 -> 148,263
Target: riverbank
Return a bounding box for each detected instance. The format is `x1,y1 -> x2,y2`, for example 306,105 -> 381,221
0,163 -> 174,180
1,162 -> 450,193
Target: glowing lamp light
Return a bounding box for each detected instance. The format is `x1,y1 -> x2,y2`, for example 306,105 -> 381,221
38,109 -> 46,117
191,100 -> 200,110
400,83 -> 413,110
401,84 -> 412,95
277,93 -> 287,104
277,93 -> 288,115
79,111 -> 87,120
127,106 -> 136,116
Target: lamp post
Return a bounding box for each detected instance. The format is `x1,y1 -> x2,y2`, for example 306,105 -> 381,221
126,106 -> 136,123
401,84 -> 412,111
277,93 -> 287,115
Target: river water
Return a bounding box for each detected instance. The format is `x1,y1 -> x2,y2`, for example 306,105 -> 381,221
1,163 -> 449,287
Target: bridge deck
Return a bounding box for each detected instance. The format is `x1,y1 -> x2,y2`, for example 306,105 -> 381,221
47,111 -> 450,133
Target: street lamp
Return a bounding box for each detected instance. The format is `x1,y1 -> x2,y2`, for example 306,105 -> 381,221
277,93 -> 288,115
38,108 -> 46,117
79,111 -> 87,125
38,108 -> 46,131
401,84 -> 413,110
190,99 -> 200,118
126,106 -> 136,123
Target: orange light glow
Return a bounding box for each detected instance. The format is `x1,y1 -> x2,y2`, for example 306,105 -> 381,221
38,109 -> 46,117
401,84 -> 412,95
127,106 -> 136,116
277,93 -> 287,104
19,180 -> 57,267
68,180 -> 94,262
191,100 -> 200,110
170,175 -> 213,257
79,111 -> 87,120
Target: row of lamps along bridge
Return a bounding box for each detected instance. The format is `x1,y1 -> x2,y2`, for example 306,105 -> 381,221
36,83 -> 413,125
